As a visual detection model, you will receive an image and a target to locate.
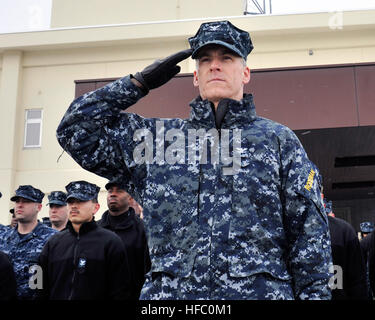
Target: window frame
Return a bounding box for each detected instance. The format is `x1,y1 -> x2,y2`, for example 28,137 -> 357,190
23,108 -> 43,149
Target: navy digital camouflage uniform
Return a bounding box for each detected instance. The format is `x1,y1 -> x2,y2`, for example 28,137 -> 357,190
0,224 -> 9,232
56,21 -> 332,300
0,185 -> 57,300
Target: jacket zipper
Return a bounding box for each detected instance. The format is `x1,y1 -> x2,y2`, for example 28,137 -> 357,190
68,233 -> 80,300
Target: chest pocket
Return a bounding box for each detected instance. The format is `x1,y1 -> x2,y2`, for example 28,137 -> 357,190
145,163 -> 200,278
229,147 -> 290,281
227,206 -> 291,281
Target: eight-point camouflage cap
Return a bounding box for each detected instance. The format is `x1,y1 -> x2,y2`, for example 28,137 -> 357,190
47,191 -> 67,206
10,185 -> 45,203
65,180 -> 100,202
188,20 -> 253,60
360,221 -> 374,233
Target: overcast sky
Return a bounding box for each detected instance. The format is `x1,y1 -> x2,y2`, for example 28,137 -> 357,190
1,0 -> 375,34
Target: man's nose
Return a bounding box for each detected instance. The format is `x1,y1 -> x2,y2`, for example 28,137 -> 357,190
70,202 -> 78,208
209,58 -> 221,71
111,190 -> 120,197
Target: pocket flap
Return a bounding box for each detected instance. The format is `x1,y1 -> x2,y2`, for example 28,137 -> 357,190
229,259 -> 292,281
150,249 -> 196,278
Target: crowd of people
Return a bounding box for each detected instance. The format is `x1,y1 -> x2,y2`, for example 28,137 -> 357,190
1,180 -> 374,301
0,181 -> 150,300
1,20 -> 375,300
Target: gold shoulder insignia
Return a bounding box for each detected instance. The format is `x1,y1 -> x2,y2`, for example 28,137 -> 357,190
304,169 -> 315,191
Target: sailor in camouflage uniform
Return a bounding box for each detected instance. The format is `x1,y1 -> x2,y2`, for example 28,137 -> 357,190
57,21 -> 332,299
47,191 -> 69,231
0,185 -> 57,300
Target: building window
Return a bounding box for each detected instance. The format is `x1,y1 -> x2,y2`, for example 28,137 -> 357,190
24,109 -> 43,148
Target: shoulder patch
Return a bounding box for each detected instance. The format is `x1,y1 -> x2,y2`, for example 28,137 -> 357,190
304,168 -> 316,191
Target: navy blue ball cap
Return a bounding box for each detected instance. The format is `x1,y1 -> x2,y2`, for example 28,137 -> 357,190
47,191 -> 67,206
189,20 -> 253,60
10,185 -> 45,203
105,179 -> 128,191
65,180 -> 100,202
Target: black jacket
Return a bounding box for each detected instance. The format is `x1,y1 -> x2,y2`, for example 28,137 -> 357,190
328,216 -> 369,300
367,229 -> 375,296
38,219 -> 132,300
0,251 -> 17,300
98,207 -> 151,299
360,232 -> 373,266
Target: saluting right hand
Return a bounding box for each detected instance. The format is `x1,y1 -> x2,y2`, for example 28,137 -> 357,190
132,48 -> 193,94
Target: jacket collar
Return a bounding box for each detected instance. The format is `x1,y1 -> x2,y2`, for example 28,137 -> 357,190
67,219 -> 97,237
99,207 -> 135,230
189,93 -> 257,128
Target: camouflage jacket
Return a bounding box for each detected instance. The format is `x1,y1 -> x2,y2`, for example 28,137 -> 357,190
0,224 -> 10,235
57,75 -> 332,300
0,222 -> 57,300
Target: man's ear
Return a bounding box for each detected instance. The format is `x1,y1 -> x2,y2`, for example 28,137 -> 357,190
243,66 -> 251,85
193,70 -> 199,87
37,203 -> 43,212
93,203 -> 100,216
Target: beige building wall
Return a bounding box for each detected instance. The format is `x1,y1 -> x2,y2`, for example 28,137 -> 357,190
0,4 -> 375,225
51,0 -> 245,28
